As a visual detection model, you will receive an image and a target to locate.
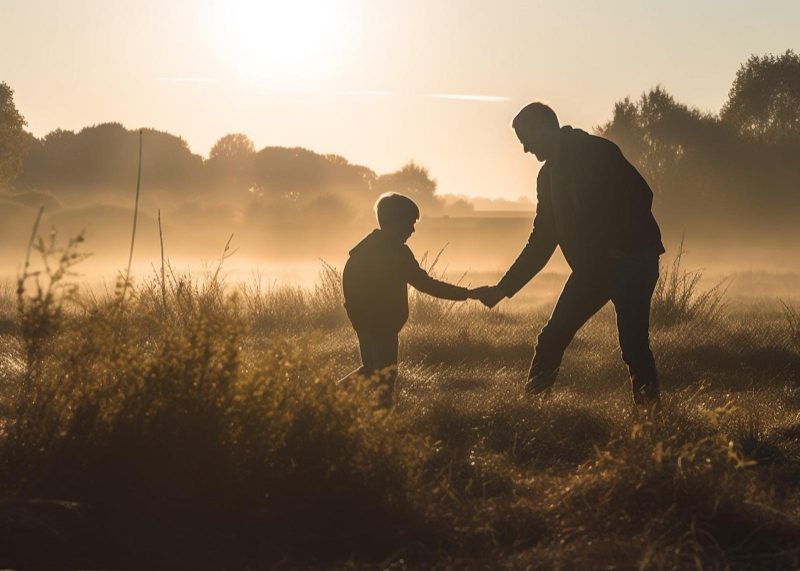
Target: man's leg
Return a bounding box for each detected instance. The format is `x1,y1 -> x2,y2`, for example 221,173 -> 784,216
527,272 -> 610,394
611,257 -> 660,405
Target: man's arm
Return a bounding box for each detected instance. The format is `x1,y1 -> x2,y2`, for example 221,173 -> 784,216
495,165 -> 558,298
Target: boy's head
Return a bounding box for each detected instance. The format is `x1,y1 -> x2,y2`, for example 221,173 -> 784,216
374,192 -> 419,243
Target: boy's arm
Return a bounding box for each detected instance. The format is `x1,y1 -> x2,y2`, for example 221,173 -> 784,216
404,250 -> 470,301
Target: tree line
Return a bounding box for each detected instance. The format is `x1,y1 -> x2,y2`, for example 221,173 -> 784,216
2,50 -> 799,250
598,50 -> 800,235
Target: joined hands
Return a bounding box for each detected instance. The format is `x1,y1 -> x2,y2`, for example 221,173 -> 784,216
468,285 -> 506,309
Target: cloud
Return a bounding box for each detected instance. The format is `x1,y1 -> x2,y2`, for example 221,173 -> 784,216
155,77 -> 217,83
327,90 -> 395,97
425,93 -> 511,103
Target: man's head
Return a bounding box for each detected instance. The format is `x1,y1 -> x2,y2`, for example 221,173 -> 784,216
511,102 -> 560,161
375,192 -> 419,243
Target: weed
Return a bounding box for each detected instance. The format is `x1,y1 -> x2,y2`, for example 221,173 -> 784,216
652,236 -> 728,329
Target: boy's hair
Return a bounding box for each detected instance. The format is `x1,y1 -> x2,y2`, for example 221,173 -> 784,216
512,102 -> 559,131
374,192 -> 420,228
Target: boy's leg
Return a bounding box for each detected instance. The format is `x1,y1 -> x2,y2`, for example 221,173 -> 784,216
366,333 -> 399,408
341,330 -> 399,407
527,272 -> 609,394
337,331 -> 375,386
610,258 -> 660,405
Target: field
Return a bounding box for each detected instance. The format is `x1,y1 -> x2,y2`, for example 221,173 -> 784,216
1,237 -> 799,569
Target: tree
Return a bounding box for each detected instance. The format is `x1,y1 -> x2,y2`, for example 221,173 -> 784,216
373,161 -> 443,214
16,123 -> 203,203
0,82 -> 28,186
598,87 -> 701,193
209,133 -> 255,159
721,49 -> 800,141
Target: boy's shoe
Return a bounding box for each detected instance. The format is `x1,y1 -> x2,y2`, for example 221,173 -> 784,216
376,397 -> 395,411
375,377 -> 397,409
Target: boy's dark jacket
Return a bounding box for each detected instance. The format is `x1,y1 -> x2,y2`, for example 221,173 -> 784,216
343,229 -> 469,334
498,126 -> 665,297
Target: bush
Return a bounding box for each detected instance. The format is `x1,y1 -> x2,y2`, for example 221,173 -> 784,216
0,233 -> 432,568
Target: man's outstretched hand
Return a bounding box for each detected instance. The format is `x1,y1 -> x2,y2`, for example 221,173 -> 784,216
468,285 -> 506,309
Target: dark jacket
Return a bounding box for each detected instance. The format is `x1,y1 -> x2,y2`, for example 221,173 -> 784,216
343,229 -> 469,334
498,126 -> 665,297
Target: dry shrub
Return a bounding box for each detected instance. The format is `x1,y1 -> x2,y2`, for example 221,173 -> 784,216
0,233 -> 432,568
652,237 -> 728,329
1,231 -> 800,569
240,261 -> 347,333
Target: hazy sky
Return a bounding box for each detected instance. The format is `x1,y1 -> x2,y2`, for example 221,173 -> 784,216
2,0 -> 798,200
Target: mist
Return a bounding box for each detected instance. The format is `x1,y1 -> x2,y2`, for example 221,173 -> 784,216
2,51 -> 800,287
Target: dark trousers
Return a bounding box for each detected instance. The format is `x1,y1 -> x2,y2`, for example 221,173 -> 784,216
527,257 -> 660,404
339,330 -> 399,407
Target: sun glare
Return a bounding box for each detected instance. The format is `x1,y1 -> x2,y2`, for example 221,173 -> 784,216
212,0 -> 350,87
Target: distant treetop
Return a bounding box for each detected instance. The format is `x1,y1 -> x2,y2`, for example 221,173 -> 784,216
210,133 -> 256,159
722,49 -> 800,142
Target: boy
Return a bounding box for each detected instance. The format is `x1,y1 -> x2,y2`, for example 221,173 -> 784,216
341,192 -> 483,407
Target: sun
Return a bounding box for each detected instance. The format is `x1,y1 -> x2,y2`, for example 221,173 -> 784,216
211,0 -> 350,87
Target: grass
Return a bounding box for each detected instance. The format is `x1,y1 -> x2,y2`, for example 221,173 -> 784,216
781,298 -> 800,350
651,237 -> 728,329
0,233 -> 799,568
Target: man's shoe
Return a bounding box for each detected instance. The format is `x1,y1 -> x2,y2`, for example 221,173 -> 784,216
632,387 -> 661,412
525,376 -> 555,397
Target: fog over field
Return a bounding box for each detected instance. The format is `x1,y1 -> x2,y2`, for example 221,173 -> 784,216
3,52 -> 800,284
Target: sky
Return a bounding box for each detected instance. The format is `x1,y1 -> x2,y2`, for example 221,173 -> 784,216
2,0 -> 799,201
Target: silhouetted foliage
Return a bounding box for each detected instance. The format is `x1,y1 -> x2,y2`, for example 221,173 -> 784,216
18,123 -> 202,203
209,133 -> 255,159
599,50 -> 800,237
0,82 -> 27,187
722,49 -> 800,142
374,161 -> 444,215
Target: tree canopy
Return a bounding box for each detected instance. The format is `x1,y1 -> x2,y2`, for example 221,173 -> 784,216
209,133 -> 256,159
0,82 -> 27,187
598,50 -> 800,232
721,49 -> 800,142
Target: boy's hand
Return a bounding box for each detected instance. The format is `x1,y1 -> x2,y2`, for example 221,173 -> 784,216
467,286 -> 490,300
469,285 -> 506,309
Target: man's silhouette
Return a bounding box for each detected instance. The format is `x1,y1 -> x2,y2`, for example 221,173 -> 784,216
476,103 -> 665,405
341,192 -> 483,407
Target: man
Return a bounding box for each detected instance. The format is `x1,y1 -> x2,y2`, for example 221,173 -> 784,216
476,102 -> 665,405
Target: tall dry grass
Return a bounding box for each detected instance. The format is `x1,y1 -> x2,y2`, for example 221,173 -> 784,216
651,237 -> 728,329
0,230 -> 799,568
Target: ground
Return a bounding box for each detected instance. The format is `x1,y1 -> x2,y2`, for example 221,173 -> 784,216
0,255 -> 799,569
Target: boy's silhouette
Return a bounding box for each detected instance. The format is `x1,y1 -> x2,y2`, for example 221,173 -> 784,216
341,192 -> 482,407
